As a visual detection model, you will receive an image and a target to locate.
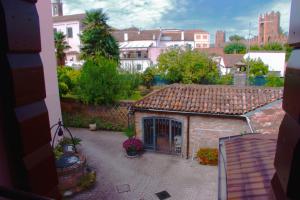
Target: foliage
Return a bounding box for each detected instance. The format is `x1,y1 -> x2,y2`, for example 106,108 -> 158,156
196,148 -> 218,166
141,66 -> 158,88
124,126 -> 135,138
80,9 -> 119,61
54,32 -> 70,66
250,45 -> 261,51
77,56 -> 121,105
77,171 -> 97,190
244,58 -> 269,77
224,42 -> 247,54
118,72 -> 141,99
285,44 -> 293,61
229,35 -> 245,42
266,74 -> 284,87
123,138 -> 143,153
62,112 -> 125,131
262,43 -> 284,51
57,66 -> 81,97
58,82 -> 69,96
157,49 -> 219,84
216,74 -> 233,85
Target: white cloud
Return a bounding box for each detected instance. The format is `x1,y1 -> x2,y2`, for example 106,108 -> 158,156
63,0 -> 188,29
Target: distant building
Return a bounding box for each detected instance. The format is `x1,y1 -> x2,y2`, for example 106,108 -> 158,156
112,29 -> 210,72
215,31 -> 226,48
259,11 -> 281,45
53,13 -> 85,67
52,0 -> 63,17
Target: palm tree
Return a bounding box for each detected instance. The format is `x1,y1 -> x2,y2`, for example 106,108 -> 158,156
54,31 -> 70,66
80,9 -> 119,61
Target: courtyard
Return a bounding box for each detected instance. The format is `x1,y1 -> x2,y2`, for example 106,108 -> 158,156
69,128 -> 217,200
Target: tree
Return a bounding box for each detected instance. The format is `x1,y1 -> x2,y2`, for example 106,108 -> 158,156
262,43 -> 284,51
77,56 -> 121,105
80,9 -> 119,61
54,32 -> 70,66
157,49 -> 219,84
224,43 -> 247,54
266,74 -> 284,87
229,35 -> 245,42
246,58 -> 269,77
142,66 -> 157,88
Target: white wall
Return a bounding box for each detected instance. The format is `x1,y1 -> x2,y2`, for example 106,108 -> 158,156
244,52 -> 286,76
37,0 -> 62,133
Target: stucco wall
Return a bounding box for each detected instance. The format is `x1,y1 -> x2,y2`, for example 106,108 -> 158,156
135,111 -> 251,158
36,0 -> 62,134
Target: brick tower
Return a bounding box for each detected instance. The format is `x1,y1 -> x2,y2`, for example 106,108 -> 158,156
215,31 -> 226,48
52,0 -> 63,17
258,11 -> 280,45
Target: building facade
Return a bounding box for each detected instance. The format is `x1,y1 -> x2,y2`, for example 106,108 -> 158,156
113,29 -> 210,71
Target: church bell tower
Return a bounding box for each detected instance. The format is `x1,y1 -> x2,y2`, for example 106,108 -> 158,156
52,0 -> 63,17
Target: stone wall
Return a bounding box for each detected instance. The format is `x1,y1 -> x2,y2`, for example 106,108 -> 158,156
134,111 -> 251,158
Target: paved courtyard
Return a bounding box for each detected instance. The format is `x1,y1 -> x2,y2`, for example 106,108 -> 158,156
69,128 -> 217,200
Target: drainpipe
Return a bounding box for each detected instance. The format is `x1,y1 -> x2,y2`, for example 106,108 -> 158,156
241,115 -> 254,133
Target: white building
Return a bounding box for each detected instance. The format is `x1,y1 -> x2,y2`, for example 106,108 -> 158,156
112,28 -> 210,71
244,52 -> 286,76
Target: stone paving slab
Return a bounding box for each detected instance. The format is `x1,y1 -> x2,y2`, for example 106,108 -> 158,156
68,128 -> 217,200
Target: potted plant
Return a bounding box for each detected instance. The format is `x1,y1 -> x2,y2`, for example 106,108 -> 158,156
196,148 -> 218,166
122,126 -> 143,157
89,122 -> 97,131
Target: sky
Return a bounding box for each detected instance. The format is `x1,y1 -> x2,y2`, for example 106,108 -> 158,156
63,0 -> 292,42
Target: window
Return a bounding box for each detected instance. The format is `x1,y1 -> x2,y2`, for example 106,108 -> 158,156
137,51 -> 141,58
196,34 -> 201,40
137,64 -> 142,71
203,35 -> 208,40
67,27 -> 73,38
196,43 -> 202,48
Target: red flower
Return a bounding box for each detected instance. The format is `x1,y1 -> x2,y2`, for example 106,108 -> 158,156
123,138 -> 143,152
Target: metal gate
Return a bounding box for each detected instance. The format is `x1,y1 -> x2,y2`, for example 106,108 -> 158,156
143,117 -> 182,154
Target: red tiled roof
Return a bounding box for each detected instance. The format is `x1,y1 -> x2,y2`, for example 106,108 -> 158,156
223,54 -> 245,67
112,29 -> 208,42
132,84 -> 283,115
249,101 -> 284,135
225,134 -> 277,199
53,14 -> 86,23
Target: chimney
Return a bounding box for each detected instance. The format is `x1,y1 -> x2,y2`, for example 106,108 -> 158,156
181,31 -> 185,41
124,33 -> 128,42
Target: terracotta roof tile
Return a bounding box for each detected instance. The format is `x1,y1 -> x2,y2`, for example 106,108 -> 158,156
224,134 -> 277,200
132,84 -> 283,115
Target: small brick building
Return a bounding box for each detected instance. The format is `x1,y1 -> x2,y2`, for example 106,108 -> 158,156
130,84 -> 283,158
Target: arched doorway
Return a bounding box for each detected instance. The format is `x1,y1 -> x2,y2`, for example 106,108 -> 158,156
143,117 -> 182,154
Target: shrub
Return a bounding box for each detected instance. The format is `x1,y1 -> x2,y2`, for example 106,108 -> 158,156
142,66 -> 157,88
124,126 -> 135,138
216,74 -> 233,85
77,171 -> 96,190
77,56 -> 121,105
266,74 -> 284,87
246,58 -> 269,77
118,72 -> 141,99
57,66 -> 81,97
224,43 -> 247,54
123,138 -> 143,153
196,148 -> 218,166
58,82 -> 69,96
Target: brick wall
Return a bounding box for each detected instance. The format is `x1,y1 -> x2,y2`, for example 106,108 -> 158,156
134,111 -> 250,158
189,116 -> 250,156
